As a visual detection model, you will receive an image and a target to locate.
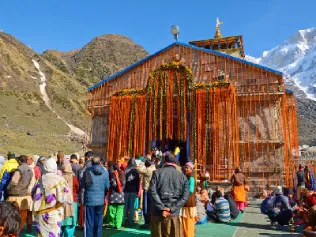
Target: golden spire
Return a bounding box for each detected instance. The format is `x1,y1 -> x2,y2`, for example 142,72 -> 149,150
214,17 -> 223,39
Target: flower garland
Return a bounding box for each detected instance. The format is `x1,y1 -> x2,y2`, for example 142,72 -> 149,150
107,62 -> 236,165
206,90 -> 210,165
159,71 -> 163,140
128,95 -> 136,156
193,81 -> 230,90
163,69 -> 168,138
145,62 -> 193,143
113,88 -> 145,96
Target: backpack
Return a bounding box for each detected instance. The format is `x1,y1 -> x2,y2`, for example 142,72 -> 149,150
260,195 -> 276,214
0,170 -> 14,200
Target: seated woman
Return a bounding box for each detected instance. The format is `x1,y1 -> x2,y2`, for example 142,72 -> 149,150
196,193 -> 207,224
195,188 -> 207,225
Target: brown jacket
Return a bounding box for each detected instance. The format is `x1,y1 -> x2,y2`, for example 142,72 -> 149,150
138,164 -> 156,191
231,173 -> 245,186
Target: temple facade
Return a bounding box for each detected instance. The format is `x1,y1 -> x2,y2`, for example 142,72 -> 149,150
87,22 -> 299,193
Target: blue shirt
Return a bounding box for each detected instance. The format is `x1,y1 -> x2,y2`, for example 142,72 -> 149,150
214,197 -> 231,222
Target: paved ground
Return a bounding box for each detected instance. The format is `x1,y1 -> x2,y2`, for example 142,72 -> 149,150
21,200 -> 305,237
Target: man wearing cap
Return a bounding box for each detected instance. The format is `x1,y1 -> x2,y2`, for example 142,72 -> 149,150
149,153 -> 189,237
269,189 -> 294,226
0,152 -> 19,200
57,151 -> 64,170
138,157 -> 156,229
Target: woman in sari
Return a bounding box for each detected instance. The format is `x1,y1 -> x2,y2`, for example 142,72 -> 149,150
231,167 -> 246,213
182,162 -> 197,237
61,163 -> 79,237
32,158 -> 72,237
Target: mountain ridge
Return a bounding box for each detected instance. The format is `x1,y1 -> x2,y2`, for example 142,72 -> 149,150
0,31 -> 148,155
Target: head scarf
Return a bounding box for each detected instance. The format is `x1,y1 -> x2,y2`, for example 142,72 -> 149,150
33,155 -> 39,165
127,158 -> 136,167
136,156 -> 145,162
125,158 -> 136,174
44,158 -> 58,174
61,163 -> 75,218
185,162 -> 194,170
32,159 -> 72,213
120,163 -> 127,171
61,163 -> 74,202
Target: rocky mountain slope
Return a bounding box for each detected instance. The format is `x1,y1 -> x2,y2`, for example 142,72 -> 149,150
0,32 -> 148,155
246,28 -> 316,145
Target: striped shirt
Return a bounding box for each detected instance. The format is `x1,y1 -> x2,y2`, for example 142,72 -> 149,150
214,197 -> 231,222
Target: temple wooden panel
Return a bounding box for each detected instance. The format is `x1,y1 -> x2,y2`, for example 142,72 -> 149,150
87,42 -> 299,194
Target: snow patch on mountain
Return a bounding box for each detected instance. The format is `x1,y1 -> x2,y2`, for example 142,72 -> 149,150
245,28 -> 316,101
32,59 -> 86,136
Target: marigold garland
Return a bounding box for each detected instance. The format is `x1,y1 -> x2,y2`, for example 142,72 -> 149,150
106,62 -> 237,170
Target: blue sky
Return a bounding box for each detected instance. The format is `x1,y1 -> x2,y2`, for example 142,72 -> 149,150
0,0 -> 315,57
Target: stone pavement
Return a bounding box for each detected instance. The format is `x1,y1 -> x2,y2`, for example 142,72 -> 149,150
20,200 -> 305,237
234,200 -> 303,237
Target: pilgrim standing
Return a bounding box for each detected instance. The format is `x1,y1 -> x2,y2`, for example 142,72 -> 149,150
231,167 -> 246,213
82,157 -> 110,237
296,164 -> 305,201
61,163 -> 80,237
123,158 -> 140,227
107,164 -> 126,229
149,153 -> 189,237
0,152 -> 19,200
182,162 -> 197,237
6,155 -> 34,232
138,158 -> 156,229
32,157 -> 72,236
304,166 -> 316,191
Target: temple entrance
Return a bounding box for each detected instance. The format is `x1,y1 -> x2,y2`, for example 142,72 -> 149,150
150,139 -> 187,166
144,62 -> 193,162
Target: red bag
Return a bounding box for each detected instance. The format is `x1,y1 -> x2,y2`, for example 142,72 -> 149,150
113,170 -> 123,193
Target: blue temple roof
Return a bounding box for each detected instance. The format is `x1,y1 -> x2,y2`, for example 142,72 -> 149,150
88,42 -> 283,91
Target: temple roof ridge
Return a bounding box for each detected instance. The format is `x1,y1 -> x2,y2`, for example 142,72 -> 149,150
88,42 -> 283,92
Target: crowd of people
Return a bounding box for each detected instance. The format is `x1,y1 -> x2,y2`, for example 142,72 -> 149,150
0,148 -> 249,237
260,164 -> 316,231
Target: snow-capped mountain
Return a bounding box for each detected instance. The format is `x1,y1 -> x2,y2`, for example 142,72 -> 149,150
246,28 -> 316,145
246,28 -> 316,101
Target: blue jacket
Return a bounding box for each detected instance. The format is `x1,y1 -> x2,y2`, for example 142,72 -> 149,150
83,165 -> 110,206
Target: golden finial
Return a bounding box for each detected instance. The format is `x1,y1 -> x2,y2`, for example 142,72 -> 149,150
214,17 -> 223,39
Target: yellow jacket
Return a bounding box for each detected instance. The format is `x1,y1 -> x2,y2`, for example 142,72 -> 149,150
174,147 -> 180,155
0,159 -> 19,179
